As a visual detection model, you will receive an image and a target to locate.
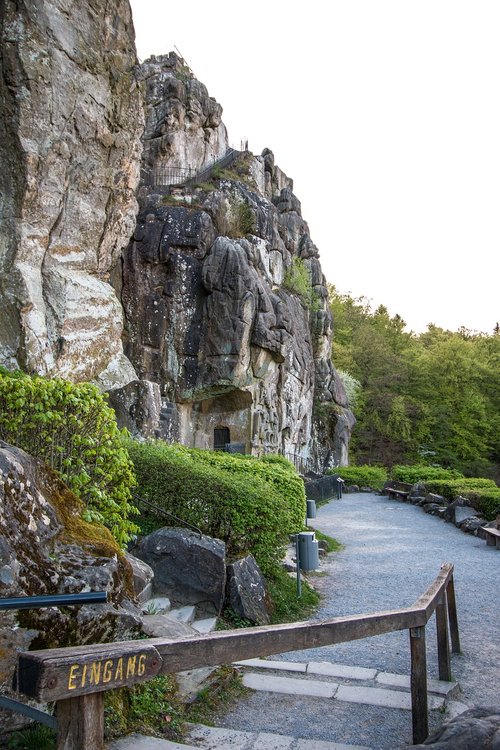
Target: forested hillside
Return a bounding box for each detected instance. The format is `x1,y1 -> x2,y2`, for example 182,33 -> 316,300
329,287 -> 500,478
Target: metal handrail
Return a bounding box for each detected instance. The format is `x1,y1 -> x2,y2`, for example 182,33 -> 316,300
0,591 -> 107,611
133,493 -> 203,537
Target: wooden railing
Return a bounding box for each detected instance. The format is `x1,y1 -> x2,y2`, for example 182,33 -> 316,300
15,563 -> 460,749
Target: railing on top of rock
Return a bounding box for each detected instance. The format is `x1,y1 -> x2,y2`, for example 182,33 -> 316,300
152,147 -> 241,188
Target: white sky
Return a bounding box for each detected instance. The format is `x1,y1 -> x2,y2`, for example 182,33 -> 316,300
130,0 -> 499,334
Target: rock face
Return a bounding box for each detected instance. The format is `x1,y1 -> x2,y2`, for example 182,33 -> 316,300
0,0 -> 143,387
116,53 -> 354,469
0,442 -> 141,731
132,527 -> 226,615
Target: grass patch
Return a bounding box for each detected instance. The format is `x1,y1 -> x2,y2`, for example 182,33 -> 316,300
184,666 -> 248,725
267,566 -> 320,624
6,726 -> 56,750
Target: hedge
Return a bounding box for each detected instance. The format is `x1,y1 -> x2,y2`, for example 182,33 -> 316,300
0,369 -> 137,545
326,465 -> 388,490
390,465 -> 463,484
125,440 -> 305,575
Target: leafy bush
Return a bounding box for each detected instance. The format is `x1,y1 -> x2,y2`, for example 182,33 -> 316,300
227,198 -> 256,237
424,477 -> 500,520
0,370 -> 137,545
390,465 -> 464,484
283,257 -> 313,306
326,465 -> 388,490
125,440 -> 305,575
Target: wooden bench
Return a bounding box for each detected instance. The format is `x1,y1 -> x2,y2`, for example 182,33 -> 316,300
385,481 -> 413,500
483,526 -> 500,550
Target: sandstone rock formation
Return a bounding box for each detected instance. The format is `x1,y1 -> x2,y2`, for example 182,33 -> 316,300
0,0 -> 143,387
115,53 -> 354,469
0,442 -> 141,730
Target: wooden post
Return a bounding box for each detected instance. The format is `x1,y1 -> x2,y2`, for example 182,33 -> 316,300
410,626 -> 428,744
446,576 -> 461,653
436,595 -> 452,681
56,693 -> 104,750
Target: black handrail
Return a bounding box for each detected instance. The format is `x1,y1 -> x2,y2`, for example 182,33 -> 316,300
0,591 -> 107,611
133,493 -> 203,537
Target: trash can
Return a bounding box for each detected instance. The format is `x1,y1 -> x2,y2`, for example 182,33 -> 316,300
297,531 -> 319,571
306,499 -> 317,519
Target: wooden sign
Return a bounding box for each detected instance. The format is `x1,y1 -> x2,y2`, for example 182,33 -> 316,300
17,642 -> 162,702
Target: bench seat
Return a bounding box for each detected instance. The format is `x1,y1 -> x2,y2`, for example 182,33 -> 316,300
483,527 -> 500,549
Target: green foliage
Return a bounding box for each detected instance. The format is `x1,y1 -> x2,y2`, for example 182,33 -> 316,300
336,369 -> 361,410
259,453 -> 296,470
391,465 -> 463,483
283,257 -> 313,306
0,370 -> 138,545
266,566 -> 320,623
327,465 -> 388,490
310,528 -> 343,553
104,675 -> 183,740
125,439 -> 305,575
6,726 -> 55,750
227,197 -> 256,237
184,666 -> 247,726
219,607 -> 255,629
329,286 -> 500,476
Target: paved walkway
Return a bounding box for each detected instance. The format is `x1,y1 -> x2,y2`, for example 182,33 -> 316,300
216,492 -> 499,748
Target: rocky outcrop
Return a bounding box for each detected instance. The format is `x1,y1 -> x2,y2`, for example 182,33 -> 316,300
0,442 -> 141,731
226,555 -> 270,625
0,0 -> 143,387
413,707 -> 500,749
117,53 -> 354,469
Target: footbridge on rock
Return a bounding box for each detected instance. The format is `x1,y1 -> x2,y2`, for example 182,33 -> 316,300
15,563 -> 460,749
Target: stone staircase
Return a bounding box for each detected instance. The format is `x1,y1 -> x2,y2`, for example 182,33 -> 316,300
108,657 -> 468,750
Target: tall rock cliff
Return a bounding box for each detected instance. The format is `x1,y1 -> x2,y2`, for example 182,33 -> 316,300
0,0 -> 143,388
114,54 -> 354,468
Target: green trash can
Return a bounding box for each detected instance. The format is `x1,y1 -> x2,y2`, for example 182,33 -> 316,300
298,531 -> 319,571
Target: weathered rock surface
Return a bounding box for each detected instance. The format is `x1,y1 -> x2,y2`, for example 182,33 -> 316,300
132,528 -> 226,615
413,707 -> 500,748
117,53 -> 354,469
0,0 -> 143,385
225,555 -> 270,625
0,442 -> 141,731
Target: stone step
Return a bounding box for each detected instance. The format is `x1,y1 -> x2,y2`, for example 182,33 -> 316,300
108,725 -> 371,750
191,616 -> 218,634
142,596 -> 171,614
186,723 -> 372,750
236,658 -> 459,698
241,672 -> 445,711
108,735 -> 198,750
167,605 -> 196,624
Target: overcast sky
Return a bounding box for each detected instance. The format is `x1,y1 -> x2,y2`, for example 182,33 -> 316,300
130,0 -> 499,334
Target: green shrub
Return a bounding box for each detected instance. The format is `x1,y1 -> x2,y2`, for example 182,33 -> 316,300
227,198 -> 256,237
326,465 -> 388,490
283,257 -> 313,306
390,465 -> 464,484
125,440 -> 305,575
0,370 -> 137,545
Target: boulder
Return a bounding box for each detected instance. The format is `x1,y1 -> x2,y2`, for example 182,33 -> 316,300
133,528 -> 226,616
444,496 -> 474,523
422,503 -> 446,516
413,706 -> 500,748
458,517 -> 487,535
225,555 -> 270,625
124,552 -> 154,603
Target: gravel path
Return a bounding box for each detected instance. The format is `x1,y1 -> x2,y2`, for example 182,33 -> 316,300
217,492 -> 500,748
